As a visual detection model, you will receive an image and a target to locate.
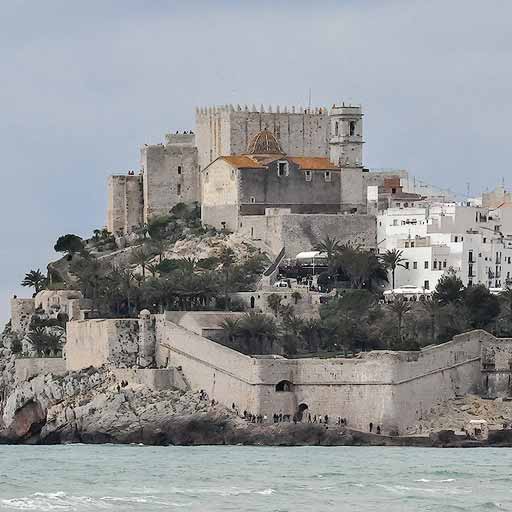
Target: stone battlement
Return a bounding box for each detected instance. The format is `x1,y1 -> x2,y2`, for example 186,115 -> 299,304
195,104 -> 329,115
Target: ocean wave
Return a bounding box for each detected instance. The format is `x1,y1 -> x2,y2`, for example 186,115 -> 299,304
0,491 -> 192,511
471,502 -> 511,511
415,478 -> 456,483
167,487 -> 276,497
377,483 -> 471,496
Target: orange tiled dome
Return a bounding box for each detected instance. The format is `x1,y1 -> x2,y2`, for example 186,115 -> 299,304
247,129 -> 284,155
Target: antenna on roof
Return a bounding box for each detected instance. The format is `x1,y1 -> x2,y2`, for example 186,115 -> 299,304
308,88 -> 312,112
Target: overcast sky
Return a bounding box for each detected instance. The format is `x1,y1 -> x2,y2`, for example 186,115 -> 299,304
1,0 -> 512,324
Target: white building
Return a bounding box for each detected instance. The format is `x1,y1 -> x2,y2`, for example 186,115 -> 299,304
378,203 -> 512,291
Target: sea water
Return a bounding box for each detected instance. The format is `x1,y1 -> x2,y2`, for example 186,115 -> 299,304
0,445 -> 511,511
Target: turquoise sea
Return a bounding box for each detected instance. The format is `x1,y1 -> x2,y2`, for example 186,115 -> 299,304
0,445 -> 511,511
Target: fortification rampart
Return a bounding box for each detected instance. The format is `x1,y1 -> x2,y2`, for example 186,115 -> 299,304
155,316 -> 260,413
153,320 -> 492,433
15,358 -> 66,383
66,319 -> 139,371
10,298 -> 35,335
239,212 -> 377,256
112,368 -> 185,391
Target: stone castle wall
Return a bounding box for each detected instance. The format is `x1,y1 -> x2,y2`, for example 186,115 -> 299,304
153,319 -> 492,433
107,174 -> 143,234
61,310 -> 503,434
66,319 -> 139,371
239,212 -> 377,257
155,316 -> 259,414
15,358 -> 66,383
195,106 -> 330,171
10,298 -> 35,335
141,138 -> 199,224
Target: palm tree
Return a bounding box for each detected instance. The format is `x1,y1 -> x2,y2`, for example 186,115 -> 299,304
130,247 -> 151,279
238,313 -> 279,354
337,248 -> 388,290
218,246 -> 236,310
45,331 -> 63,356
300,318 -> 323,353
266,293 -> 282,317
291,291 -> 302,305
149,239 -> 169,263
26,327 -> 49,356
220,318 -> 241,347
146,263 -> 159,278
380,249 -> 407,289
314,235 -> 342,274
314,235 -> 342,261
177,257 -> 199,273
387,296 -> 412,344
21,269 -> 47,294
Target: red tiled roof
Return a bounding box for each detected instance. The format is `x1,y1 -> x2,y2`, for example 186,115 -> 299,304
287,157 -> 338,170
222,155 -> 265,169
220,155 -> 339,171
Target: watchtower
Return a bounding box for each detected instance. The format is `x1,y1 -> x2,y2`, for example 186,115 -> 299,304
328,104 -> 364,168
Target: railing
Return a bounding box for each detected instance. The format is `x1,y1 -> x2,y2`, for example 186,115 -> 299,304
258,247 -> 286,289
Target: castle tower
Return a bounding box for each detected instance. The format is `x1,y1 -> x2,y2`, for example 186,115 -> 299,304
328,104 -> 364,168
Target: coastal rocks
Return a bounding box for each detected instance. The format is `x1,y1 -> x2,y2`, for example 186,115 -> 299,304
0,363 -> 360,446
408,395 -> 512,435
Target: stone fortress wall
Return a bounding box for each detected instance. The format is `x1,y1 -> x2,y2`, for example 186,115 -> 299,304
12,285 -> 509,436
154,321 -> 493,434
60,307 -> 512,435
239,211 -> 377,256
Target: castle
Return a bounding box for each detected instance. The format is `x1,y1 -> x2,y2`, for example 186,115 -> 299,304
107,103 -> 402,256
10,292 -> 512,436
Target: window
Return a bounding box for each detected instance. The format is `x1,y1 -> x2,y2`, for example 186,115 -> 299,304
177,184 -> 181,195
469,250 -> 474,263
443,261 -> 447,268
405,242 -> 409,248
391,188 -> 397,194
410,242 -> 415,248
324,171 -> 331,182
177,165 -> 182,175
483,238 -> 487,243
393,220 -> 398,226
468,279 -> 473,286
454,236 -> 458,242
275,380 -> 293,392
405,262 -> 410,269
250,196 -> 256,204
349,121 -> 356,136
434,261 -> 438,269
412,261 -> 417,269
277,161 -> 289,177
424,280 -> 430,290
305,170 -> 312,182
424,261 -> 429,269
335,121 -> 339,136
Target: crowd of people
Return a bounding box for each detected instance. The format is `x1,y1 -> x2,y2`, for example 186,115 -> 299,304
205,393 -> 385,435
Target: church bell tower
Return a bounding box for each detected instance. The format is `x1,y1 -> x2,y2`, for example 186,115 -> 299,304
328,104 -> 364,168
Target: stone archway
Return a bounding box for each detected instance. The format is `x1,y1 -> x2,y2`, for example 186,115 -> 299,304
297,403 -> 308,422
